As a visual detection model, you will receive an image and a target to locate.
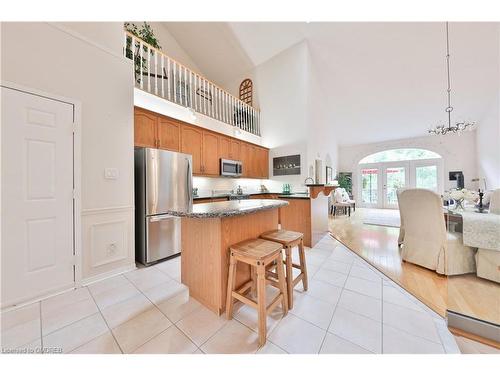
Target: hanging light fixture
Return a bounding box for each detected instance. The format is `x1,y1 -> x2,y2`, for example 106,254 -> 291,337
428,22 -> 476,135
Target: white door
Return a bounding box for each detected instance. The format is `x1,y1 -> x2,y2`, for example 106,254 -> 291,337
1,87 -> 75,307
382,161 -> 410,209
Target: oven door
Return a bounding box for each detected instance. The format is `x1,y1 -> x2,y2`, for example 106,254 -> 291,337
220,159 -> 241,177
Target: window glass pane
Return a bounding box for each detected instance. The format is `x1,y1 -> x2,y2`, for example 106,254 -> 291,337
359,148 -> 441,164
361,168 -> 378,204
416,165 -> 437,191
386,167 -> 405,205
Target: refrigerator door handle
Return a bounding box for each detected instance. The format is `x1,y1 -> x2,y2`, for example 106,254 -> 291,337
149,214 -> 177,222
186,157 -> 193,204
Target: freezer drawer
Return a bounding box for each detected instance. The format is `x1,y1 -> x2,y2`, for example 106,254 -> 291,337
146,214 -> 181,263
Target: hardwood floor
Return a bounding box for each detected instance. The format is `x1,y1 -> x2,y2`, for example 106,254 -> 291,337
329,208 -> 500,327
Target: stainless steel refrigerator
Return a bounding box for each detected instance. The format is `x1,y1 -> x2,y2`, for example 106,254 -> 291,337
134,148 -> 193,265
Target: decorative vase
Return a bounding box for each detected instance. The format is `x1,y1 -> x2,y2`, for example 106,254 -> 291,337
454,199 -> 465,211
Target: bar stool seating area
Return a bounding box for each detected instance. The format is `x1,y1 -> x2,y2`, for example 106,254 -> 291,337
225,238 -> 289,346
225,229 -> 308,347
260,229 -> 308,309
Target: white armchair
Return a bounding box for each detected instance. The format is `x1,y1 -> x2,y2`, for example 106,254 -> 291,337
330,188 -> 355,217
398,188 -> 476,275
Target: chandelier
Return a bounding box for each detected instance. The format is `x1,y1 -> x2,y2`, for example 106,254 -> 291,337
428,22 -> 475,136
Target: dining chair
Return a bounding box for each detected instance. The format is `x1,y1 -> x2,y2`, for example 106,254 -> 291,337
489,188 -> 500,214
475,188 -> 500,283
398,188 -> 476,275
396,188 -> 407,247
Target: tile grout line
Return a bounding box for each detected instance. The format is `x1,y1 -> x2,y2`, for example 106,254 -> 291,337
86,285 -> 125,354
317,249 -> 353,354
131,265 -> 202,353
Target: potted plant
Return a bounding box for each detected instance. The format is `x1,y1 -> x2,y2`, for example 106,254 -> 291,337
124,22 -> 162,84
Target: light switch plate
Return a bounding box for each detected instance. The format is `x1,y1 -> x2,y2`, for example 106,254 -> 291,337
104,168 -> 119,180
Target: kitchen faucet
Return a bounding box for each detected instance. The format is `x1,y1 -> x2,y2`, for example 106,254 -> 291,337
304,177 -> 314,185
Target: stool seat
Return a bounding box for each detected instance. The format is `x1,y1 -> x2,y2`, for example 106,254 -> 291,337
260,229 -> 303,245
230,238 -> 282,260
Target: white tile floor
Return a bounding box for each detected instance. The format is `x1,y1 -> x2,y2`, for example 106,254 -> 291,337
0,235 -> 461,354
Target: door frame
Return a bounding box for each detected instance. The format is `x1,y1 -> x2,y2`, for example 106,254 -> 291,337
357,157 -> 444,209
357,162 -> 382,208
381,161 -> 410,209
1,81 -> 83,295
410,158 -> 444,194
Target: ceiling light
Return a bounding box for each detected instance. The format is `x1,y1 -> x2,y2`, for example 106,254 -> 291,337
428,22 -> 476,136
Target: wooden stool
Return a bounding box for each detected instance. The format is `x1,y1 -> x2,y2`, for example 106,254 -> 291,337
260,230 -> 308,309
226,238 -> 288,347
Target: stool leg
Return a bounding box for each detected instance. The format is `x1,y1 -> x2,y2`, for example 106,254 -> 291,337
226,254 -> 237,320
256,263 -> 267,347
298,238 -> 308,291
250,265 -> 257,296
276,251 -> 288,316
284,247 -> 294,309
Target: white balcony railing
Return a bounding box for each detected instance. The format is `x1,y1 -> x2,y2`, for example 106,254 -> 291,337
124,31 -> 261,136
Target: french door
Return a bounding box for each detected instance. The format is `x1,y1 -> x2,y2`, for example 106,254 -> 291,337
359,159 -> 442,209
382,162 -> 410,209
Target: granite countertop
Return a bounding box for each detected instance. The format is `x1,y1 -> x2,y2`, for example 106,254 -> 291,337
166,199 -> 289,218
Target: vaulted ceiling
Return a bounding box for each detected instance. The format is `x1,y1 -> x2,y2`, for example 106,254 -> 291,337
163,22 -> 499,145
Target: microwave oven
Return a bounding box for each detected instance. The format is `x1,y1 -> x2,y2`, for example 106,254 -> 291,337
220,159 -> 242,177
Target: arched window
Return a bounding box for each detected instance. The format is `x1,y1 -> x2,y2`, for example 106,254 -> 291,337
239,78 -> 253,106
359,148 -> 441,164
357,148 -> 443,208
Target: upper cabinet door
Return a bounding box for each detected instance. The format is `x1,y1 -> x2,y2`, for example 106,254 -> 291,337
202,131 -> 220,176
158,117 -> 180,151
262,148 -> 269,178
134,108 -> 157,148
229,139 -> 240,160
239,142 -> 251,177
181,125 -> 203,174
218,136 -> 231,160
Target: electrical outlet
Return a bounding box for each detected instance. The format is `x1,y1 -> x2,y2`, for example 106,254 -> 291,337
107,242 -> 117,255
104,168 -> 119,180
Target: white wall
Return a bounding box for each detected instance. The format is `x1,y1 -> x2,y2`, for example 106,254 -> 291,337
128,22 -> 204,75
306,43 -> 339,184
1,22 -> 135,282
220,41 -> 339,194
338,131 -> 479,201
475,24 -> 500,190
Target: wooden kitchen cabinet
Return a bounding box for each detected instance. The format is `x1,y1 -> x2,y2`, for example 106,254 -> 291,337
134,108 -> 157,148
240,142 -> 252,177
218,136 -> 231,160
158,117 -> 180,151
219,136 -> 240,161
229,139 -> 240,160
257,146 -> 269,178
181,125 -> 203,174
202,131 -> 219,175
134,108 -> 269,179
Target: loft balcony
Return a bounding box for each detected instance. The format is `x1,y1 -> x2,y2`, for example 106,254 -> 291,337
123,31 -> 261,136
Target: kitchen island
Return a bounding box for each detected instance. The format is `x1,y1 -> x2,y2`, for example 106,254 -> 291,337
166,199 -> 288,314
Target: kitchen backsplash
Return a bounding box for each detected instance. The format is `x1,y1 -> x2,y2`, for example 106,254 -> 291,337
193,177 -> 308,196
